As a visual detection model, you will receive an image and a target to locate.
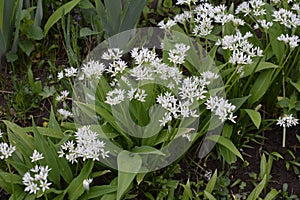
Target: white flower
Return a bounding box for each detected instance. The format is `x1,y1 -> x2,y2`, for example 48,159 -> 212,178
158,19 -> 176,30
168,43 -> 190,64
236,2 -> 251,16
105,89 -> 126,105
205,96 -> 237,123
277,114 -> 299,128
0,130 -> 2,138
176,0 -> 198,5
23,165 -> 52,194
273,8 -> 300,29
217,31 -> 263,65
58,109 -> 73,119
0,142 -> 16,159
30,150 -> 44,162
58,126 -> 109,163
254,19 -> 273,30
64,67 -> 78,78
83,178 -> 93,191
57,71 -> 64,80
81,60 -> 105,79
102,48 -> 123,60
56,90 -> 69,102
277,34 -> 300,49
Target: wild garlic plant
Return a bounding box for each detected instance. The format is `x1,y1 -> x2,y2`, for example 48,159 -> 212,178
159,0 -> 300,101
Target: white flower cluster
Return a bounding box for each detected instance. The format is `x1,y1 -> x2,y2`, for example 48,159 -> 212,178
57,67 -> 78,80
273,8 -> 300,29
56,90 -> 69,102
81,60 -> 105,79
0,142 -> 16,160
236,0 -> 266,16
277,34 -> 300,49
58,126 -> 109,164
57,108 -> 73,119
216,31 -> 263,65
168,43 -> 190,64
205,96 -> 237,123
0,131 -> 16,160
22,165 -> 52,194
22,150 -> 51,194
276,114 -> 299,128
254,19 -> 273,30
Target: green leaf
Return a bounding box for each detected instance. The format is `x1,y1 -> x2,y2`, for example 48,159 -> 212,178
32,121 -> 61,185
219,145 -> 237,164
206,135 -> 243,160
23,24 -> 44,40
79,27 -> 101,37
18,39 -> 34,56
180,179 -> 193,200
204,191 -> 216,200
67,160 -> 94,200
290,80 -> 300,93
241,62 -> 278,77
49,107 -> 62,132
205,169 -> 217,193
44,0 -> 80,35
79,185 -> 117,199
39,86 -> 56,99
247,175 -> 266,200
34,0 -> 43,26
229,95 -> 250,112
119,0 -> 147,33
117,150 -> 142,200
131,146 -> 165,156
243,109 -> 261,129
264,189 -> 279,200
248,70 -> 273,106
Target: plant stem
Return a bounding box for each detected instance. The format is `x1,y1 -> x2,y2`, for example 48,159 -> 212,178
282,126 -> 286,148
6,161 -> 16,200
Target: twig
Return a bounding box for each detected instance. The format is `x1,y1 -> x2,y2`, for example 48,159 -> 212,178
0,90 -> 15,94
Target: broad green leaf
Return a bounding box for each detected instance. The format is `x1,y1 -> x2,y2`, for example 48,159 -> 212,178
247,175 -> 266,200
219,145 -> 237,164
248,70 -> 273,106
290,80 -> 300,93
49,139 -> 73,184
39,86 -> 56,99
132,146 -> 165,156
117,150 -> 142,200
244,109 -> 261,129
222,123 -> 233,138
44,0 -> 80,35
79,185 -> 117,199
0,171 -> 22,193
34,0 -> 43,26
22,127 -> 64,139
264,189 -> 279,200
229,95 -> 250,112
23,24 -> 44,40
206,135 -> 243,160
4,120 -> 34,161
49,107 -> 62,132
259,154 -> 266,180
32,121 -> 60,185
18,39 -> 34,56
204,191 -> 216,200
241,62 -> 278,77
67,160 -> 94,200
120,0 -> 147,32
205,169 -> 217,193
180,179 -> 193,200
80,27 -> 101,37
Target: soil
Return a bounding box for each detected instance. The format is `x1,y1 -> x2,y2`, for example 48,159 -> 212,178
203,127 -> 300,197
